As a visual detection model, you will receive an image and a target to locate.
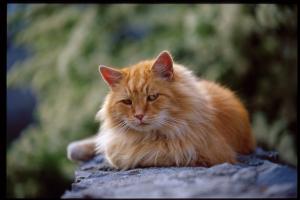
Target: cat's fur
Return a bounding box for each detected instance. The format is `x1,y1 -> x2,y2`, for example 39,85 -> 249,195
67,50 -> 256,170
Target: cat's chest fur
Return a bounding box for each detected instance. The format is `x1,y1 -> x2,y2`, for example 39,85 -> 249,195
98,126 -> 201,169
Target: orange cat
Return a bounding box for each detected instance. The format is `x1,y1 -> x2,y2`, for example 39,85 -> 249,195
67,50 -> 256,170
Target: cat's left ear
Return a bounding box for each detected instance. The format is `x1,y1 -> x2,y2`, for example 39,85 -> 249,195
151,50 -> 174,81
99,65 -> 123,88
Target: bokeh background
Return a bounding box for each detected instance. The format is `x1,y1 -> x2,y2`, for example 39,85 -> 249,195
7,4 -> 297,198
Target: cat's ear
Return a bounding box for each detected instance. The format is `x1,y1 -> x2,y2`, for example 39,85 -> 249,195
99,65 -> 123,88
151,50 -> 174,81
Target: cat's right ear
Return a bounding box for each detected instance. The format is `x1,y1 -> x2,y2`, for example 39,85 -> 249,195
99,65 -> 123,88
151,51 -> 174,81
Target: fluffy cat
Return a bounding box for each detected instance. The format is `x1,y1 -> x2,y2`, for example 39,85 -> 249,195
67,50 -> 256,170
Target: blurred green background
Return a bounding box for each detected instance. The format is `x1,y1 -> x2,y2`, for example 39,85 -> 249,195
6,4 -> 297,198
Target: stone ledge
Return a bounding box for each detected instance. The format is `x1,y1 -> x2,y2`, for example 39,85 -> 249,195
62,148 -> 297,198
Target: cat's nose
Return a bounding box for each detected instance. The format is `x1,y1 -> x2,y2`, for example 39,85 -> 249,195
134,114 -> 144,121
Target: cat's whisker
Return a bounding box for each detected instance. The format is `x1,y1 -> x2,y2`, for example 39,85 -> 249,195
112,121 -> 130,133
156,120 -> 182,136
166,118 -> 187,126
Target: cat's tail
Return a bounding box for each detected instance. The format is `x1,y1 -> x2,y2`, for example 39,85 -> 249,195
67,135 -> 97,162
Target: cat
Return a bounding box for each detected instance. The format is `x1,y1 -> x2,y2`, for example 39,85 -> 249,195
67,50 -> 256,170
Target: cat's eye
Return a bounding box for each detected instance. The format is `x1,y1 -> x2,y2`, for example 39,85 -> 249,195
121,99 -> 132,105
147,94 -> 159,102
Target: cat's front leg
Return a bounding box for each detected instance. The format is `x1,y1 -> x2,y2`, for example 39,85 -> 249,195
67,135 -> 97,162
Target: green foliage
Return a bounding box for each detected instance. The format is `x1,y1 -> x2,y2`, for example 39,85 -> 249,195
7,4 -> 297,198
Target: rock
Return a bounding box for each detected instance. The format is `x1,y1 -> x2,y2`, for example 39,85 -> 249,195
62,148 -> 297,198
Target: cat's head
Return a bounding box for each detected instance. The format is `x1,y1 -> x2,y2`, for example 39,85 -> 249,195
99,51 -> 184,132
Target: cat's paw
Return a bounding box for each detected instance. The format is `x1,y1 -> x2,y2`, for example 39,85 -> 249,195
98,160 -> 117,171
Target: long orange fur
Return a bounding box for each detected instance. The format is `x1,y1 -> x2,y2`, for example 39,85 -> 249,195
68,50 -> 256,170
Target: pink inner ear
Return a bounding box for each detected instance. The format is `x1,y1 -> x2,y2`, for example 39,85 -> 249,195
99,66 -> 122,87
152,51 -> 174,80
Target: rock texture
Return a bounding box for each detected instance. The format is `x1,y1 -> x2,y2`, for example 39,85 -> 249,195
62,148 -> 297,198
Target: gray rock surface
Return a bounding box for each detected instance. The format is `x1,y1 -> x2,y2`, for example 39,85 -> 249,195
62,148 -> 297,198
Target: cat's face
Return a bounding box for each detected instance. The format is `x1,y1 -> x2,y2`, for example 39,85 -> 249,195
100,51 -> 179,132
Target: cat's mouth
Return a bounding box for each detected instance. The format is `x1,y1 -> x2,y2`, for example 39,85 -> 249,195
138,122 -> 149,126
126,118 -> 160,131
131,121 -> 151,130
